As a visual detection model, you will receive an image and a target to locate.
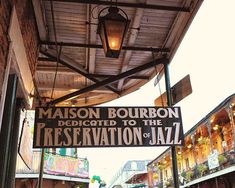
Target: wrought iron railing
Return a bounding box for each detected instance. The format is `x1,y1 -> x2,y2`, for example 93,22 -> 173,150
180,148 -> 235,184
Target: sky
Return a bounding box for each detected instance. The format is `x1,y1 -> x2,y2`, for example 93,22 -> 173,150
76,0 -> 235,187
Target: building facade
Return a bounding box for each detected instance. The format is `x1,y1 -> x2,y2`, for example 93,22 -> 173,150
148,94 -> 235,188
109,160 -> 150,188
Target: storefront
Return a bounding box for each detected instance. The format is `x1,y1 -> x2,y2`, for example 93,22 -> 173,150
15,150 -> 90,188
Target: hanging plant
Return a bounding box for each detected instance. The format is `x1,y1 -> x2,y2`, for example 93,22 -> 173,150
181,170 -> 186,178
165,178 -> 173,187
218,154 -> 227,165
185,171 -> 193,182
157,164 -> 165,171
153,172 -> 158,180
197,164 -> 208,176
165,180 -> 171,187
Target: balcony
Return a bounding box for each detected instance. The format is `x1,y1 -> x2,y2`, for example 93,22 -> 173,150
147,94 -> 235,188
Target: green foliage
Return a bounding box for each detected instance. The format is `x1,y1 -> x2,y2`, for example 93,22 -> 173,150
197,164 -> 208,176
185,171 -> 193,182
165,181 -> 171,187
218,155 -> 227,164
165,178 -> 173,187
157,164 -> 165,170
181,170 -> 186,178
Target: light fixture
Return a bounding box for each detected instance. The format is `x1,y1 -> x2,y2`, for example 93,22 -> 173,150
97,6 -> 130,58
197,136 -> 202,142
213,124 -> 219,130
187,144 -> 192,149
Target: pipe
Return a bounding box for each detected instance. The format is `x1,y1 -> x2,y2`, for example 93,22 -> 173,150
0,74 -> 18,188
164,61 -> 180,188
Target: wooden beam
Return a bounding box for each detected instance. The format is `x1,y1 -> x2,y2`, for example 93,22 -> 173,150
47,57 -> 167,105
88,4 -> 98,74
32,0 -> 48,40
38,57 -> 56,62
117,6 -> 145,90
40,48 -> 120,94
40,41 -> 170,53
42,0 -> 190,12
89,74 -> 149,80
38,84 -> 113,93
36,65 -> 149,79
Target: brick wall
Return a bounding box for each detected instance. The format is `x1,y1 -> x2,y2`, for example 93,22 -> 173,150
0,0 -> 13,95
0,0 -> 38,96
15,0 -> 39,75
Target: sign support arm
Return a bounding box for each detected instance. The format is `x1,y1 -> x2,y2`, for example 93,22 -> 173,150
164,59 -> 180,188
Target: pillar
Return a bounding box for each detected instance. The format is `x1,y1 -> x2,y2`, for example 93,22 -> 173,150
164,59 -> 179,188
206,121 -> 212,152
0,74 -> 18,188
6,98 -> 24,188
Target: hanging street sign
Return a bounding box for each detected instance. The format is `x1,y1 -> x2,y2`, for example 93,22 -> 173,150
155,74 -> 192,106
33,107 -> 184,148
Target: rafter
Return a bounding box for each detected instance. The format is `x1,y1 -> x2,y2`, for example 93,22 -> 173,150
42,0 -> 190,12
47,57 -> 168,105
38,84 -> 113,93
117,6 -> 145,90
36,65 -> 149,80
40,41 -> 170,53
40,48 -> 121,95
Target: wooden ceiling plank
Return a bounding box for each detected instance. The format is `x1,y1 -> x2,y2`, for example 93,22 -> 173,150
117,6 -> 145,90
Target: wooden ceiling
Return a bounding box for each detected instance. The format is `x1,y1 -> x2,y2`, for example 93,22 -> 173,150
32,0 -> 203,107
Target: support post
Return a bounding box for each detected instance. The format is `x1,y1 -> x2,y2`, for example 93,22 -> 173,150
164,60 -> 179,188
37,149 -> 45,188
0,74 -> 18,188
5,98 -> 24,188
